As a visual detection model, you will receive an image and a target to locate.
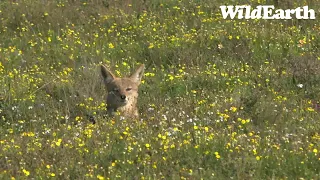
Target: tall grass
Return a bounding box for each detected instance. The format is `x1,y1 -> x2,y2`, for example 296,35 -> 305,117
0,0 -> 320,179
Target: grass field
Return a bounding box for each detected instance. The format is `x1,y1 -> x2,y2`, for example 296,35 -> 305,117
1,0 -> 320,179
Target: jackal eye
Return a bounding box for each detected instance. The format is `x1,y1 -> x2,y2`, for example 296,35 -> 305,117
113,88 -> 119,92
126,88 -> 132,91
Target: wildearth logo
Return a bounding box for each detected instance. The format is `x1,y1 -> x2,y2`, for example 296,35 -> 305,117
220,5 -> 316,19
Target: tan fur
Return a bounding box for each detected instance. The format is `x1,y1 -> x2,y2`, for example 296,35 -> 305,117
100,64 -> 144,119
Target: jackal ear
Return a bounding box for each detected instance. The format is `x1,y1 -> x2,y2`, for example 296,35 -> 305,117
100,65 -> 115,84
130,64 -> 145,85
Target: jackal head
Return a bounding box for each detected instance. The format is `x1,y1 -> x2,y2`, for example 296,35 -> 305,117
100,64 -> 145,110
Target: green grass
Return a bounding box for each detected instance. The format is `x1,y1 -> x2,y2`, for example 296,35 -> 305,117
1,0 -> 320,179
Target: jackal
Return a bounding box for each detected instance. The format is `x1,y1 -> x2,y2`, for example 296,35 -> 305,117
100,64 -> 145,118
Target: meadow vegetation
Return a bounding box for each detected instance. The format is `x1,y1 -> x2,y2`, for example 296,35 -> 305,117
0,0 -> 320,179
